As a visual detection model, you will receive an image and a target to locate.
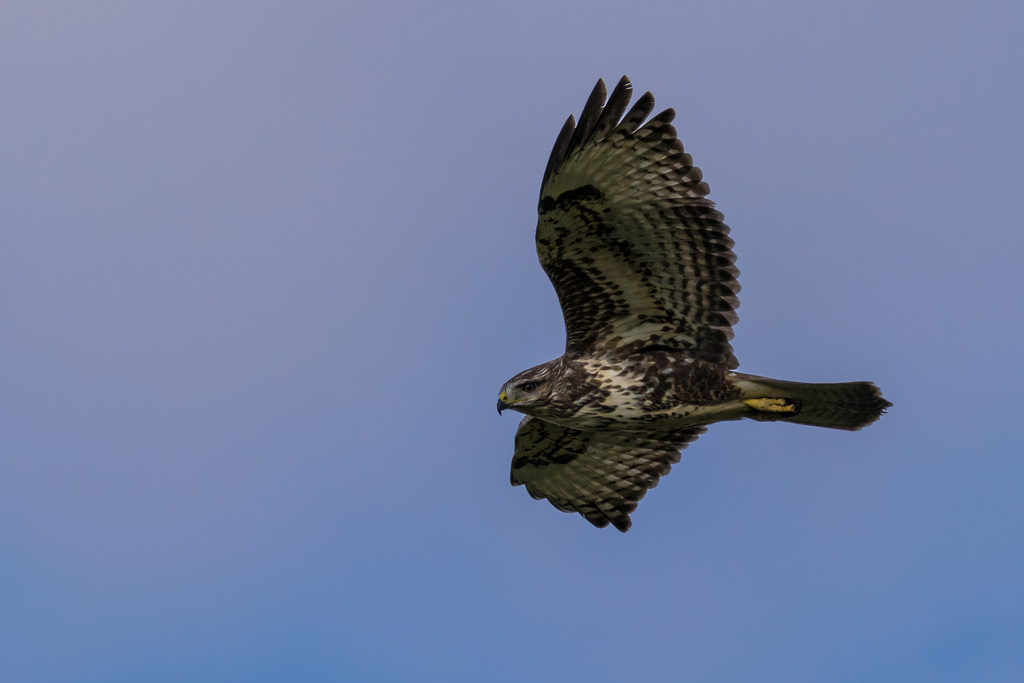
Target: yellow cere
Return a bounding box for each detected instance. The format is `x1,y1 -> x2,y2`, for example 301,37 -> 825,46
499,391 -> 508,402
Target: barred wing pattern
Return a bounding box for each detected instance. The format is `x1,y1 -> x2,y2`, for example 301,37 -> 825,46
510,416 -> 705,532
538,76 -> 740,367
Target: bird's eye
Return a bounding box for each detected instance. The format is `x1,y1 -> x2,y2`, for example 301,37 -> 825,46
520,382 -> 538,393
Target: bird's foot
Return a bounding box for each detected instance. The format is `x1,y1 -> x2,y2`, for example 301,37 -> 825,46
743,397 -> 800,421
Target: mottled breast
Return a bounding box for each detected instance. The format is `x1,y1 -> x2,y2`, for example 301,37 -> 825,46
559,351 -> 742,430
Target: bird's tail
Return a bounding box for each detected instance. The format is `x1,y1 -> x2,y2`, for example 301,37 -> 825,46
730,373 -> 891,431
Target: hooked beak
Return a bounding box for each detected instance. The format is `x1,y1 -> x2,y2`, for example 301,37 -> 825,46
497,392 -> 510,415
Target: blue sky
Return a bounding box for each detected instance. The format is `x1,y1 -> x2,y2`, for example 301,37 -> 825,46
2,1 -> 1022,680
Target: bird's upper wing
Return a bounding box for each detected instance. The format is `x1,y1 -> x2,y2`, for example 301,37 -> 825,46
537,76 -> 740,367
510,416 -> 705,532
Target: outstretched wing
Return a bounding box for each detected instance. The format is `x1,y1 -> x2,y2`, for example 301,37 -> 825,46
510,416 -> 705,532
538,76 -> 740,367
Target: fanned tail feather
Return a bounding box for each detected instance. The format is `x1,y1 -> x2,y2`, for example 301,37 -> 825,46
732,373 -> 892,431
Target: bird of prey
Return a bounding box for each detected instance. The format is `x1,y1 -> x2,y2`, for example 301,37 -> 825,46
497,76 -> 891,532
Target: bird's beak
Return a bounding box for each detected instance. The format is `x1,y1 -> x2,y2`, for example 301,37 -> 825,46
497,392 -> 510,415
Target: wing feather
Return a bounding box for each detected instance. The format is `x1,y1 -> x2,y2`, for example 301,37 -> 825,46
510,416 -> 704,532
541,114 -> 577,189
537,76 -> 740,367
587,76 -> 633,144
565,78 -> 607,158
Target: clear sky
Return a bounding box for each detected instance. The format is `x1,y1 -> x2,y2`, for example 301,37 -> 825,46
2,1 -> 1022,681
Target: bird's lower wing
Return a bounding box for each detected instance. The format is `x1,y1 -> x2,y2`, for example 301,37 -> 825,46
510,417 -> 704,532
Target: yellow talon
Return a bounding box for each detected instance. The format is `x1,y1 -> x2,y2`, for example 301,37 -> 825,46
743,397 -> 797,414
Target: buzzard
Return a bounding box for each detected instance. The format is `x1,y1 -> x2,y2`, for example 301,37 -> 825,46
497,76 -> 891,532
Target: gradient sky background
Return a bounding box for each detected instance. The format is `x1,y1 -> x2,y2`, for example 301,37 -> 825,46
2,1 -> 1023,681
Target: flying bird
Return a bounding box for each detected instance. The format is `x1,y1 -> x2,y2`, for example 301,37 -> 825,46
497,76 -> 891,532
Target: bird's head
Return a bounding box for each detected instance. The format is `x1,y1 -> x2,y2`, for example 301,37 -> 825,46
497,363 -> 556,416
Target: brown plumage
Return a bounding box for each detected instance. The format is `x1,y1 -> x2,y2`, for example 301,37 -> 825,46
497,76 -> 891,532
